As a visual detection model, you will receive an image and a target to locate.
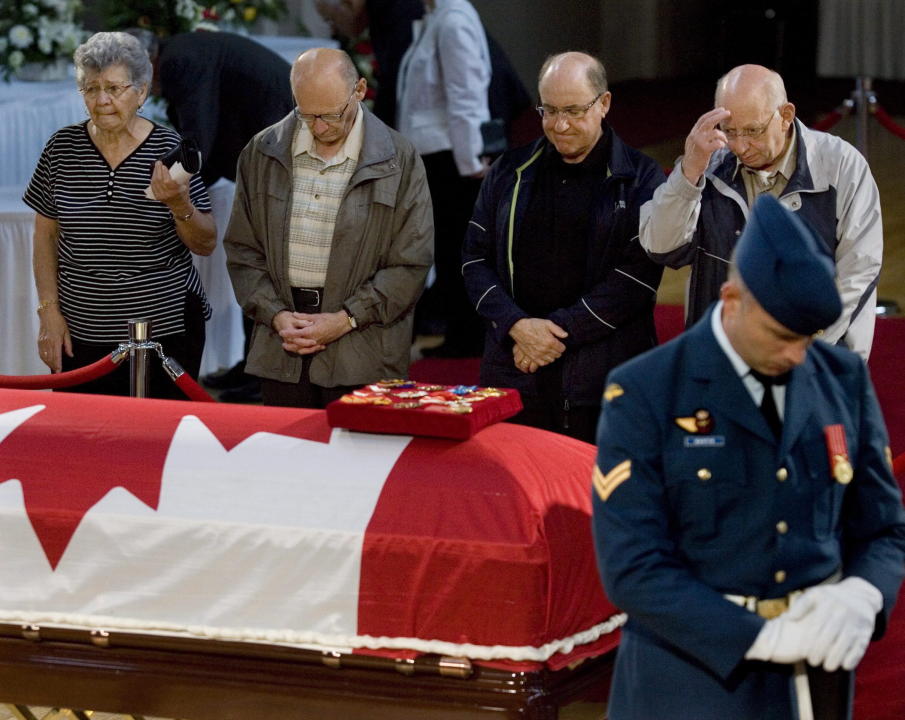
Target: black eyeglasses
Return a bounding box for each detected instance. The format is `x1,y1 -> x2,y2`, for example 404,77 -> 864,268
295,88 -> 357,125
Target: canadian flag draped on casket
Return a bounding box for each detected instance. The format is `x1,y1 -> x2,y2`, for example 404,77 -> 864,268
0,389 -> 622,671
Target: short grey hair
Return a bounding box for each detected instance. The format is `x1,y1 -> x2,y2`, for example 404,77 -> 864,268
74,32 -> 153,90
538,52 -> 608,96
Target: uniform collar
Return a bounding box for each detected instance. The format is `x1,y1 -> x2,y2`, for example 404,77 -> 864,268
710,300 -> 752,379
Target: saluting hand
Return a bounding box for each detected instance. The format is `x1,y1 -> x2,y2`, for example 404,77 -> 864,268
682,107 -> 732,185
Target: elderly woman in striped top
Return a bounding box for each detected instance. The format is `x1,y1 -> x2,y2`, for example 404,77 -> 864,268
24,31 -> 216,398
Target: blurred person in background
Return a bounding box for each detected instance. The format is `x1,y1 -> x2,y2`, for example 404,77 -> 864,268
396,0 -> 491,357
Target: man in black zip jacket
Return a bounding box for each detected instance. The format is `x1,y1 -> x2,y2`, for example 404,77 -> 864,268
462,51 -> 664,442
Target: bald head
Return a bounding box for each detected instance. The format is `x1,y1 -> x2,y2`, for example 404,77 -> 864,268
291,47 -> 359,94
715,64 -> 787,110
538,51 -> 607,98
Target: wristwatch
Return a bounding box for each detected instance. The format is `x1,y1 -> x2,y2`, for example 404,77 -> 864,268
344,306 -> 358,330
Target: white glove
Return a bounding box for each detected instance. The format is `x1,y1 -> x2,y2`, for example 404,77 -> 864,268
745,602 -> 816,664
787,576 -> 882,671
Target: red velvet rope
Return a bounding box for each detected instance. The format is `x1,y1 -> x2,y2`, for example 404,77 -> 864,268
0,354 -> 121,390
174,371 -> 216,402
873,105 -> 905,141
811,110 -> 844,133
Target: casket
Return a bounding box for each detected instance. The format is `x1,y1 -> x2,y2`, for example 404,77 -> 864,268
0,389 -> 619,718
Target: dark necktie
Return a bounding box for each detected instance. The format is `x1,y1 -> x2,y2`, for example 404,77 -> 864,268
749,369 -> 790,439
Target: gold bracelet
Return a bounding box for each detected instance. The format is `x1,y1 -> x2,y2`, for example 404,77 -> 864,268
37,298 -> 59,313
174,206 -> 195,222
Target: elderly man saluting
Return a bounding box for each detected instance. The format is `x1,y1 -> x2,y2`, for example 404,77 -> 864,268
640,64 -> 882,359
225,47 -> 433,408
462,51 -> 664,442
595,195 -> 905,720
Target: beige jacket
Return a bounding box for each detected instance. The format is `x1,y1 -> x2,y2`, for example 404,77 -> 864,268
225,106 -> 433,387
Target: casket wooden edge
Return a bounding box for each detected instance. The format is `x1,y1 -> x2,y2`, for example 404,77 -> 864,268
0,623 -> 613,719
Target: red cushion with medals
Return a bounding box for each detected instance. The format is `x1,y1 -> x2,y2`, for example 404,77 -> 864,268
325,381 -> 523,439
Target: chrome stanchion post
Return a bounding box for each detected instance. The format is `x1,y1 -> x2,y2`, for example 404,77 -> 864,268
852,76 -> 874,158
129,318 -> 153,398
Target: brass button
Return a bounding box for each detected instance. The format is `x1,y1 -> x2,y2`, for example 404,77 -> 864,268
776,467 -> 788,482
776,521 -> 789,534
774,570 -> 787,583
697,468 -> 711,481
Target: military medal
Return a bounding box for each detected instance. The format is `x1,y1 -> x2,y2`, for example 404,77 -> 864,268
824,424 -> 853,485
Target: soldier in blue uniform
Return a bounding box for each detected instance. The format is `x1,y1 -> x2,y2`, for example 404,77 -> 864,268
592,195 -> 905,720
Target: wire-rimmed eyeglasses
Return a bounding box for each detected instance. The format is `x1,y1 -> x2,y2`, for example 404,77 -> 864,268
721,108 -> 780,140
79,83 -> 134,99
295,88 -> 357,125
536,92 -> 603,121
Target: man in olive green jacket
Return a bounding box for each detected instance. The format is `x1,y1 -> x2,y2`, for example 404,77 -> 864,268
225,48 -> 433,407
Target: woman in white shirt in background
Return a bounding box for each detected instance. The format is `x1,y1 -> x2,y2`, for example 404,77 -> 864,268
397,0 -> 491,357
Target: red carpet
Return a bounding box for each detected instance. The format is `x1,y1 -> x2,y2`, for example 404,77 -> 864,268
411,307 -> 905,717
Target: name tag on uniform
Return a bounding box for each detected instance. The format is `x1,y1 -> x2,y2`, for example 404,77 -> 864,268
684,436 -> 725,448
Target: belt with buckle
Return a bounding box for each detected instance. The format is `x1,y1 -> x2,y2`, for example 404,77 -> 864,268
724,593 -> 799,619
291,287 -> 322,307
723,569 -> 842,619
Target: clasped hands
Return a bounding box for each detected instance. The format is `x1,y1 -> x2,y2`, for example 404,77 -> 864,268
273,309 -> 351,355
509,317 -> 568,374
744,576 -> 882,672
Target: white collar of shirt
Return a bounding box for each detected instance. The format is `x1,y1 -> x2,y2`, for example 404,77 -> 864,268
292,103 -> 364,167
711,301 -> 786,419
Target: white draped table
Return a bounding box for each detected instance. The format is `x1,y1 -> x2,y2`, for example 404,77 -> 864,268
0,187 -> 44,377
0,73 -> 85,187
0,182 -> 244,380
195,179 -> 244,377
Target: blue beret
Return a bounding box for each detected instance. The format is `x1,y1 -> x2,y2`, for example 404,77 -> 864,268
735,195 -> 842,335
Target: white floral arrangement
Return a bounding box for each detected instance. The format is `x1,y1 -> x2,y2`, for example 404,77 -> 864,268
1,0 -> 87,80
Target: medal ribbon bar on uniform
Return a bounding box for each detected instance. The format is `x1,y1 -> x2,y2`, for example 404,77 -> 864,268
824,423 -> 853,485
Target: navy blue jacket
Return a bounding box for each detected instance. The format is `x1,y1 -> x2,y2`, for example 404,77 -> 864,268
593,306 -> 905,720
462,127 -> 664,408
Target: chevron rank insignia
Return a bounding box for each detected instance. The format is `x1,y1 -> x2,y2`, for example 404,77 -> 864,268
593,460 -> 631,502
603,383 -> 624,403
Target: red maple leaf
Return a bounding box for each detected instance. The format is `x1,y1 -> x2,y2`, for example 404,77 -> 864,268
0,390 -> 330,569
